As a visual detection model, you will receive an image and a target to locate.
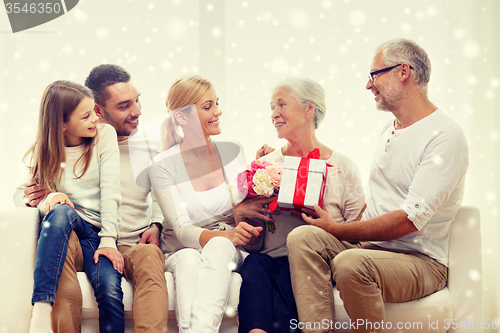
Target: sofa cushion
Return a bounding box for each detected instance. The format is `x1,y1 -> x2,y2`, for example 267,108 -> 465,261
334,287 -> 452,333
80,271 -> 242,320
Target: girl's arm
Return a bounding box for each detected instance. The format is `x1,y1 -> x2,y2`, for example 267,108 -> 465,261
96,124 -> 122,249
93,124 -> 123,273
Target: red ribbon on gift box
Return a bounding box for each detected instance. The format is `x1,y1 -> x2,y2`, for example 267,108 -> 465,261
269,148 -> 331,212
292,148 -> 319,209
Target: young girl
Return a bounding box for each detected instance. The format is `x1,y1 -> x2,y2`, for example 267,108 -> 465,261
25,81 -> 124,333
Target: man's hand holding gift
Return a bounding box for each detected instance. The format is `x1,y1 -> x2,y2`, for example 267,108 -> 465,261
301,205 -> 338,233
297,203 -> 366,227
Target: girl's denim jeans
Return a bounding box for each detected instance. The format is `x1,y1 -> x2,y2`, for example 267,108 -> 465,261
32,204 -> 124,333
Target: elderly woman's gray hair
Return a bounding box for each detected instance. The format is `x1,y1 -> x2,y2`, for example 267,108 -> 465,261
376,38 -> 431,93
273,77 -> 326,129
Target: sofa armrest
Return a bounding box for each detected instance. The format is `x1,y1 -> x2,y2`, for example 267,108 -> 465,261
0,207 -> 40,332
447,206 -> 483,332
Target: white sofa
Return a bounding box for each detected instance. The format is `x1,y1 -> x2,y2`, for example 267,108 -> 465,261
0,206 -> 482,333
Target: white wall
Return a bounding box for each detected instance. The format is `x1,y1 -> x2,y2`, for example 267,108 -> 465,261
1,0 -> 498,328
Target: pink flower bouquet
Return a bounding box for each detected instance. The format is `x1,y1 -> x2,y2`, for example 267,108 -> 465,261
237,160 -> 282,233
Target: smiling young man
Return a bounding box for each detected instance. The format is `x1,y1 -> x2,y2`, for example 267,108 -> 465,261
87,69 -> 142,141
286,39 -> 469,333
15,64 -> 169,333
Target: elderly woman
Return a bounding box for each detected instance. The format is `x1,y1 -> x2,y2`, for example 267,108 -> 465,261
235,77 -> 366,333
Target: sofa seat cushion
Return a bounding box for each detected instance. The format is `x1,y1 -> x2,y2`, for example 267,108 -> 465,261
79,271 -> 242,320
333,287 -> 453,332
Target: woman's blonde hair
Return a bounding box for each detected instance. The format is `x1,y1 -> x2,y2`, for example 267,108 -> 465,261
24,80 -> 95,193
161,75 -> 213,151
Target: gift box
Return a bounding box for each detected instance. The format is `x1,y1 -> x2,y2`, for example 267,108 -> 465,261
277,153 -> 327,210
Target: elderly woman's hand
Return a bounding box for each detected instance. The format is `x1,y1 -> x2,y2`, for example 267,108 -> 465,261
233,196 -> 280,224
255,144 -> 276,159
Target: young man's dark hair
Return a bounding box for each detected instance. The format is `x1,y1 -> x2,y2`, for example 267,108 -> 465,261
84,64 -> 131,106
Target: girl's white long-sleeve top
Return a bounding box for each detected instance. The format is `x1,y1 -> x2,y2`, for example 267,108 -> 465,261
37,123 -> 122,250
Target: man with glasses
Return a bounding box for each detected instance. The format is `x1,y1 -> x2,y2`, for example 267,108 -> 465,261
287,38 -> 468,333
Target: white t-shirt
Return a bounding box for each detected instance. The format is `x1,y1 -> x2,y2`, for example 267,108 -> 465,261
363,109 -> 469,266
195,182 -> 232,214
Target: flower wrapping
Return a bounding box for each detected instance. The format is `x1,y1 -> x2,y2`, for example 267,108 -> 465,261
236,159 -> 283,232
237,160 -> 282,198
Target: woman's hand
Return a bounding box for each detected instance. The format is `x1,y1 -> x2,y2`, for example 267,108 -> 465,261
233,196 -> 280,223
94,247 -> 124,274
230,222 -> 263,247
45,193 -> 75,215
255,144 -> 276,159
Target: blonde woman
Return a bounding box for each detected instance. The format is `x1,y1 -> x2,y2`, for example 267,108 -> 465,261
149,75 -> 265,333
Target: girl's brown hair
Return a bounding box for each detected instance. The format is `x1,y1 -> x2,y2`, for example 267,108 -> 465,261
24,80 -> 95,193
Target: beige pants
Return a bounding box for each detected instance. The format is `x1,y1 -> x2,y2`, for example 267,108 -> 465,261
287,225 -> 447,333
52,232 -> 169,333
52,232 -> 84,333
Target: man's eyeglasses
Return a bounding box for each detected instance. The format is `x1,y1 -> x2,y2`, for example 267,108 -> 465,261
368,64 -> 413,83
